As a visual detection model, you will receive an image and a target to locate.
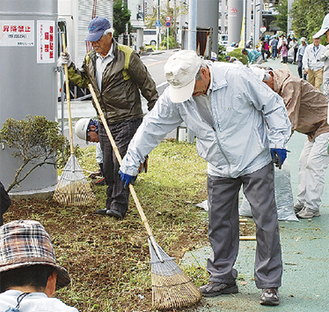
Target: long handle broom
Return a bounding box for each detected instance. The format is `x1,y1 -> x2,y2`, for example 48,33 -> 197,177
88,84 -> 202,310
53,35 -> 96,206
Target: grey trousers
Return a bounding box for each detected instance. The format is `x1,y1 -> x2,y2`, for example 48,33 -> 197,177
207,163 -> 282,289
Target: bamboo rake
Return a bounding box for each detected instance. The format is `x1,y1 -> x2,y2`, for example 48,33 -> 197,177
53,36 -> 96,206
88,83 -> 201,310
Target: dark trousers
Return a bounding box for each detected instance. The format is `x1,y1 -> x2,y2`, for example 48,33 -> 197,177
272,47 -> 277,58
298,55 -> 307,80
99,118 -> 142,216
206,163 -> 282,289
294,48 -> 298,63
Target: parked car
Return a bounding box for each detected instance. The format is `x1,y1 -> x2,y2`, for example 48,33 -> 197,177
219,34 -> 228,47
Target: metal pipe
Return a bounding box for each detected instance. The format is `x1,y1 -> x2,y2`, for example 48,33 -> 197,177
188,0 -> 197,50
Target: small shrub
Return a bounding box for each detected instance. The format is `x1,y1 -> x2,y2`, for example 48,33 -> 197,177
0,115 -> 70,192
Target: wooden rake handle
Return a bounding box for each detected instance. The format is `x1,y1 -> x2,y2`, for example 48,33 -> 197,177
88,84 -> 162,259
62,33 -> 74,156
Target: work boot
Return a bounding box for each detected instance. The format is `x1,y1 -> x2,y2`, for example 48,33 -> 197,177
200,282 -> 238,297
293,202 -> 304,214
297,207 -> 320,219
260,288 -> 280,306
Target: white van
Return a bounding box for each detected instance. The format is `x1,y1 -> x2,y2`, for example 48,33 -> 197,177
143,29 -> 157,45
219,34 -> 228,47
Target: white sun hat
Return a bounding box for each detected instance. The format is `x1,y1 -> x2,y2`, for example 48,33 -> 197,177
164,50 -> 202,103
313,13 -> 329,38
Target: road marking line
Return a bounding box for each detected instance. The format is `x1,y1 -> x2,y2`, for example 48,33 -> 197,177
146,59 -> 168,67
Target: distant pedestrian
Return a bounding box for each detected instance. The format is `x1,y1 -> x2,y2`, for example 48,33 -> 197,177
241,48 -> 263,65
225,55 -> 243,65
297,37 -> 308,79
270,35 -> 279,59
302,34 -> 326,90
280,40 -> 289,63
289,37 -> 299,63
316,13 -> 329,102
277,34 -> 286,54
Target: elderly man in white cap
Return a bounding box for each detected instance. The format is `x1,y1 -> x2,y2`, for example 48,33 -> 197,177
59,16 -> 158,219
302,33 -> 326,90
119,50 -> 291,306
0,220 -> 78,311
317,13 -> 329,102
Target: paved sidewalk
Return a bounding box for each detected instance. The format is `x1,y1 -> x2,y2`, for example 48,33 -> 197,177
181,58 -> 329,312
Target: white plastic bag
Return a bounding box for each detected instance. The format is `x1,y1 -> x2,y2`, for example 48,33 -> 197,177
239,161 -> 298,221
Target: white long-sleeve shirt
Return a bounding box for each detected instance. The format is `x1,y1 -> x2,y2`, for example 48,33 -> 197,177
302,43 -> 326,71
120,62 -> 291,178
0,290 -> 79,312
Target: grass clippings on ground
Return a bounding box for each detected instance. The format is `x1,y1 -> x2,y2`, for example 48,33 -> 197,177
5,140 -> 255,312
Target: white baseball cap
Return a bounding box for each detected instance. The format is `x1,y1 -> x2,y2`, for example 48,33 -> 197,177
249,66 -> 266,81
313,13 -> 329,38
164,50 -> 202,103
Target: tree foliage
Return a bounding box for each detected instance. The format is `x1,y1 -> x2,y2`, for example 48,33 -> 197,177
290,0 -> 329,41
0,115 -> 69,192
113,0 -> 131,37
273,0 -> 288,34
145,0 -> 188,43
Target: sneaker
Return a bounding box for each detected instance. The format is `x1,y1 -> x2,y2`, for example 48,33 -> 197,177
96,208 -> 108,215
297,207 -> 320,219
260,288 -> 279,306
106,209 -> 124,219
294,202 -> 304,214
200,282 -> 238,297
96,209 -> 124,219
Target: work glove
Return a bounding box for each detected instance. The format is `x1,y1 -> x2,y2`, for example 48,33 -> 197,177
270,148 -> 287,169
57,51 -> 72,67
119,170 -> 137,188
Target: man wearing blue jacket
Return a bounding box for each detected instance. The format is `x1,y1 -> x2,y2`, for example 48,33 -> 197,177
119,50 -> 291,306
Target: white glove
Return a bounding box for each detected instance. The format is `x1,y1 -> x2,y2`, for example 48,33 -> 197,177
325,49 -> 329,58
57,52 -> 72,67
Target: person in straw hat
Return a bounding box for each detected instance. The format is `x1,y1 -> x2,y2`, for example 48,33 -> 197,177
119,50 -> 292,306
0,220 -> 79,311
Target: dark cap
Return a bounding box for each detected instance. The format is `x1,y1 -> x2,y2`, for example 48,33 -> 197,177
85,16 -> 112,42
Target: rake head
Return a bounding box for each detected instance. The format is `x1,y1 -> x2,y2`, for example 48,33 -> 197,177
53,155 -> 96,206
149,239 -> 202,310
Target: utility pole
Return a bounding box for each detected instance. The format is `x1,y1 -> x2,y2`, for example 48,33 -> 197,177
188,0 -> 197,50
156,0 -> 160,50
173,0 -> 177,42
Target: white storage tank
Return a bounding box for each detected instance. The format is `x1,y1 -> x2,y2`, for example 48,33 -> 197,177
0,0 -> 58,195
